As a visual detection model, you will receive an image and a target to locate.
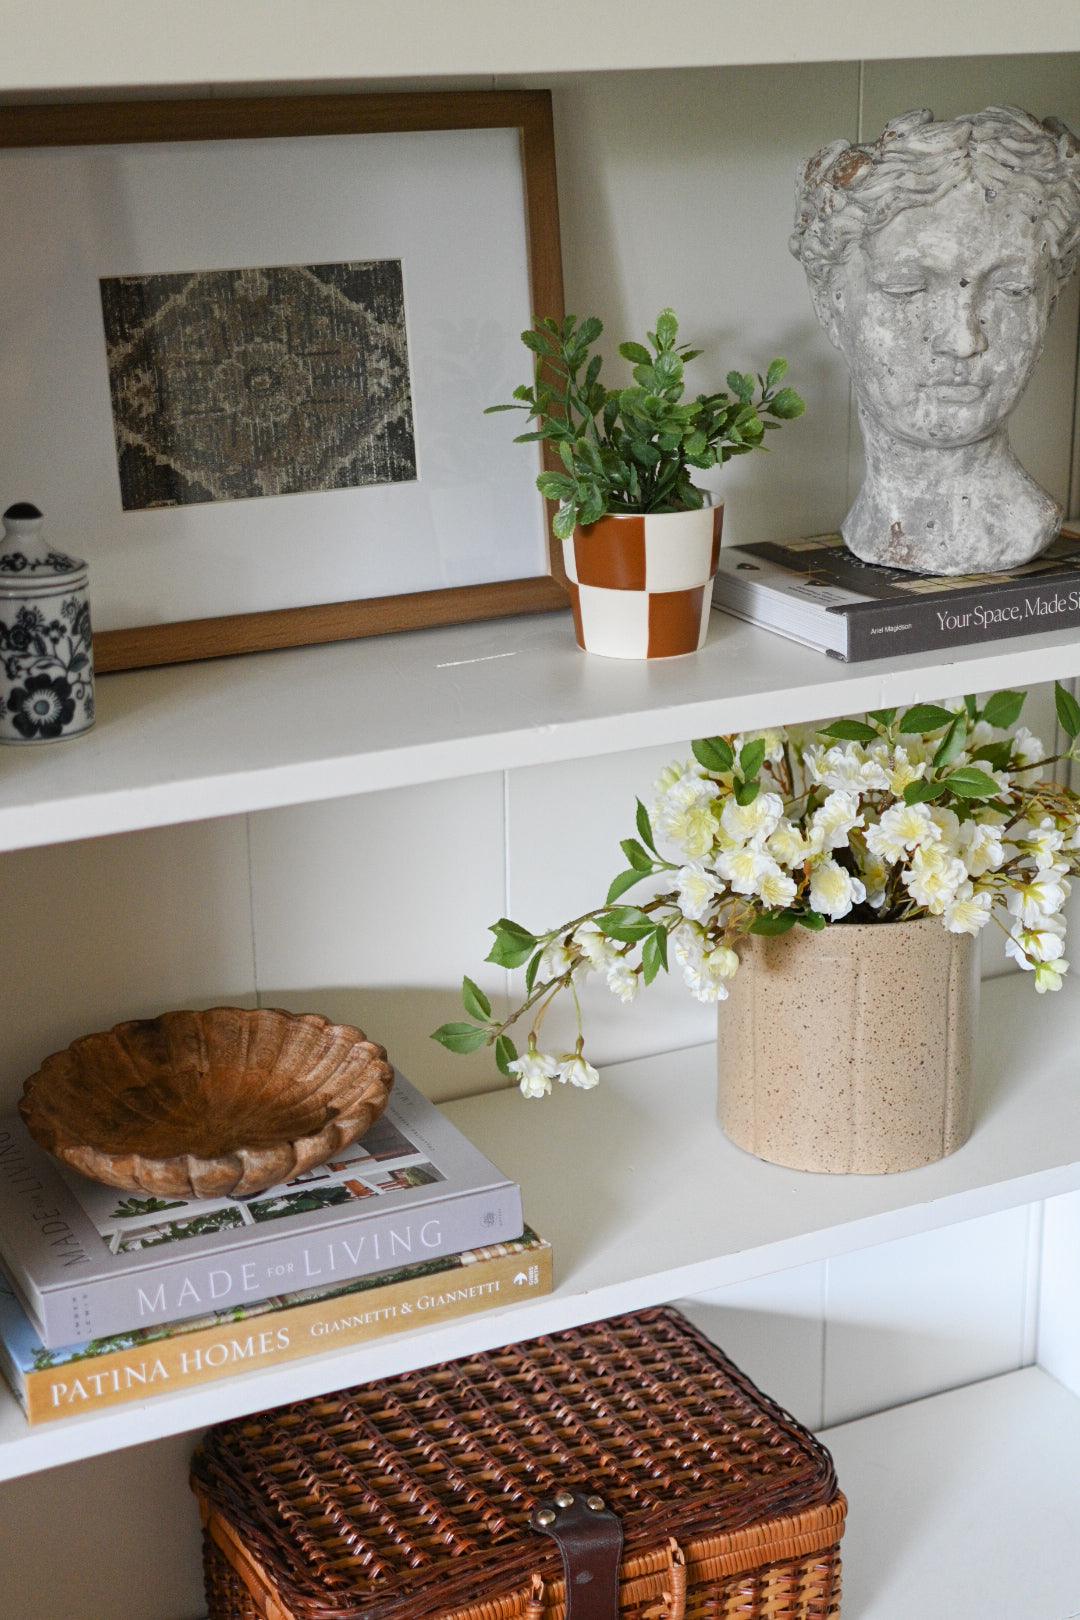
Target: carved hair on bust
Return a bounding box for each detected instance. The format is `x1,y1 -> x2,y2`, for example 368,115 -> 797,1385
790,107 -> 1080,577
791,106 -> 1080,301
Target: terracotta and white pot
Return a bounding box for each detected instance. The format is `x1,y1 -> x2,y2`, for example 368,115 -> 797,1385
717,916 -> 979,1175
561,500 -> 723,659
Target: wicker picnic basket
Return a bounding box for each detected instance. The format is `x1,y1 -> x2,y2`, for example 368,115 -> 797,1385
192,1306 -> 846,1620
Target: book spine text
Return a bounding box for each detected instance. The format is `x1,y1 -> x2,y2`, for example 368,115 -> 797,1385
14,1243 -> 552,1424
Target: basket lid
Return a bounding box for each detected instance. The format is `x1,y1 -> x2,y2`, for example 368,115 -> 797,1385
192,1307 -> 840,1620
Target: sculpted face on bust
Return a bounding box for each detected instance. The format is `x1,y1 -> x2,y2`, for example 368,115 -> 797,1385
792,107 -> 1080,575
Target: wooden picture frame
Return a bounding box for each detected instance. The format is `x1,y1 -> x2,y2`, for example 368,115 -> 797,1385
0,91 -> 568,673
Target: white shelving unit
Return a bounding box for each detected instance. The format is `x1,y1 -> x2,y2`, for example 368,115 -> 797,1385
2,15 -> 1080,1620
1,972 -> 1075,1484
823,1367 -> 1080,1620
3,610 -> 1080,851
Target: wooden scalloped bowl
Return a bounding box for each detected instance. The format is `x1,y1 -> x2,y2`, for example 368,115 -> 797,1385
19,1007 -> 395,1199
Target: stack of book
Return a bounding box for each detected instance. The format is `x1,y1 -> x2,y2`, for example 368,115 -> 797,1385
712,521 -> 1080,661
0,1074 -> 550,1424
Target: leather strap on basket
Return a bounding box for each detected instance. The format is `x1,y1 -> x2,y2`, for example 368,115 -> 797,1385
530,1490 -> 623,1620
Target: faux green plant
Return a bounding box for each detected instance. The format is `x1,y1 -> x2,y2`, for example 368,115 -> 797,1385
487,309 -> 805,539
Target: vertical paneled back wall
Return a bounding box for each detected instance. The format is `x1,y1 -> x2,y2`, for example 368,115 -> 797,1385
0,55 -> 1078,1620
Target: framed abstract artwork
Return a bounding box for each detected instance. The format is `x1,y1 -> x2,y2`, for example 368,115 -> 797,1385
0,92 -> 567,671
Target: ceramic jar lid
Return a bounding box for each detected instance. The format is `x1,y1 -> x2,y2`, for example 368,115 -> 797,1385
0,503 -> 88,593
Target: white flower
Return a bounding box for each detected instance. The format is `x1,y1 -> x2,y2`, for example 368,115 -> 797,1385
1011,727 -> 1046,770
904,844 -> 968,914
1006,874 -> 1070,927
756,864 -> 798,909
653,771 -> 720,858
809,858 -> 866,920
942,883 -> 992,935
671,922 -> 706,972
683,944 -> 741,1003
809,789 -> 864,853
869,742 -> 927,797
736,728 -> 785,764
606,957 -> 639,1002
968,719 -> 997,750
958,819 -> 1005,877
1035,958 -> 1069,993
928,804 -> 962,848
1006,915 -> 1067,968
767,822 -> 813,868
557,1053 -> 600,1090
720,790 -> 784,845
674,863 -> 723,922
811,743 -> 889,794
509,1049 -> 559,1099
865,802 -> 940,864
860,854 -> 890,909
538,941 -> 573,979
573,923 -> 617,972
1021,816 -> 1066,872
716,842 -> 775,896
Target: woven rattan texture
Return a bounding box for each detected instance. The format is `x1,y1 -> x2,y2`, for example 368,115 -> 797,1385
205,1536 -> 261,1620
193,1307 -> 842,1620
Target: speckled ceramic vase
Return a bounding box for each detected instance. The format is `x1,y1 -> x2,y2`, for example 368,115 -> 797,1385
717,917 -> 979,1175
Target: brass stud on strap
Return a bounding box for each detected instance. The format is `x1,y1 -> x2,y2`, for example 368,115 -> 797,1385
586,1495 -> 605,1511
554,1490 -> 575,1508
535,1508 -> 556,1527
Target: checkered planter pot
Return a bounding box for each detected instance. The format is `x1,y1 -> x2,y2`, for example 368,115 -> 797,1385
562,503 -> 723,659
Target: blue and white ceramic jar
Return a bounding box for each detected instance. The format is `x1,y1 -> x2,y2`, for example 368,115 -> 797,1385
0,504 -> 95,745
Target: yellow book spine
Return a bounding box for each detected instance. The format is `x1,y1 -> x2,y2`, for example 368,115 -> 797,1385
22,1241 -> 553,1423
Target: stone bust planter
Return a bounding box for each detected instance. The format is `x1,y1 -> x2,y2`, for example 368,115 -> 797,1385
717,917 -> 979,1174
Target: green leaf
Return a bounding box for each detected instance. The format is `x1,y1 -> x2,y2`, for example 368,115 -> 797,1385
749,910 -> 797,936
971,740 -> 1013,771
692,736 -> 735,774
734,777 -> 760,806
981,689 -> 1026,730
536,471 -> 576,500
899,703 -> 957,734
607,868 -> 647,904
1055,680 -> 1080,739
431,1022 -> 490,1055
654,309 -> 679,350
461,976 -> 492,1022
869,708 -> 897,727
797,910 -> 827,931
726,370 -> 754,403
620,838 -> 654,872
765,387 -> 805,419
903,779 -> 947,805
739,738 -> 767,779
636,798 -> 658,853
943,766 -> 1000,800
619,341 -> 652,365
524,950 -> 544,994
599,906 -> 656,943
820,718 -> 878,743
641,926 -> 669,985
494,1035 -> 519,1077
765,357 -> 788,391
933,714 -> 968,769
551,504 -> 577,541
485,918 -> 538,969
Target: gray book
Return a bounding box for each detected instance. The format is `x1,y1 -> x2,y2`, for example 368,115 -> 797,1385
0,1075 -> 522,1348
713,525 -> 1080,661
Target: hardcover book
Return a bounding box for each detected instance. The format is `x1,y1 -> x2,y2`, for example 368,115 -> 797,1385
0,1230 -> 552,1425
0,1074 -> 523,1347
712,524 -> 1080,661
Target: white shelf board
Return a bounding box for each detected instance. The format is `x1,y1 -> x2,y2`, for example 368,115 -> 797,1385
0,971 -> 1078,1481
823,1366 -> 1080,1619
3,610 -> 1080,853
1,0 -> 1078,92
